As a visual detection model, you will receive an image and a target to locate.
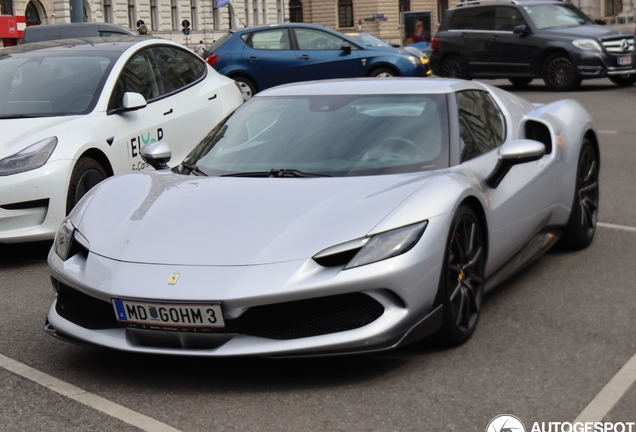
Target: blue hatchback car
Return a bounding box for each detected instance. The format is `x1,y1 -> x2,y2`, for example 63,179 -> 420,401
205,23 -> 428,99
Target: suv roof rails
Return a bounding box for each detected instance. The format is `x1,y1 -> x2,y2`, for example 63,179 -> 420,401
455,0 -> 518,7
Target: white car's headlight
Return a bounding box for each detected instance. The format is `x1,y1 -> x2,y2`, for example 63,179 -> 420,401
403,54 -> 421,67
0,137 -> 58,176
313,221 -> 428,269
54,218 -> 90,261
572,39 -> 602,53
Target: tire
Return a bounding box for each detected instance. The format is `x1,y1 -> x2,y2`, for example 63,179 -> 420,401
508,77 -> 533,87
608,74 -> 636,87
542,53 -> 581,91
368,67 -> 397,78
234,77 -> 256,100
441,55 -> 468,79
560,140 -> 599,250
66,157 -> 107,215
434,205 -> 486,346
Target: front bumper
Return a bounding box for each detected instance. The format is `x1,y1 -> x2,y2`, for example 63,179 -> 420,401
0,159 -> 73,243
575,50 -> 635,78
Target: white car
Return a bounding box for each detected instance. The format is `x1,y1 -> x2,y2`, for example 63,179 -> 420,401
0,37 -> 244,243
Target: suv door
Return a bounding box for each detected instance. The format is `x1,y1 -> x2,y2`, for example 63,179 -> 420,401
488,6 -> 535,76
447,6 -> 495,76
291,28 -> 361,80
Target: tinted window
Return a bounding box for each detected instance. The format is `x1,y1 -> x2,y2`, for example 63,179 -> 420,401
186,94 -> 449,177
153,46 -> 206,92
494,6 -> 526,31
244,29 -> 290,50
448,7 -> 495,30
293,28 -> 349,50
456,90 -> 505,162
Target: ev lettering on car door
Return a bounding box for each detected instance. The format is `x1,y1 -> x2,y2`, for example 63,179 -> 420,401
129,127 -> 164,170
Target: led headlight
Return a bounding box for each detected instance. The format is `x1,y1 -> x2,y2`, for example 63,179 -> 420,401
572,39 -> 602,53
0,137 -> 58,176
54,219 -> 75,261
403,54 -> 421,67
313,221 -> 428,269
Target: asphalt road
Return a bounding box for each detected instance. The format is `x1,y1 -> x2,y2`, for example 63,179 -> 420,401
1,78 -> 635,432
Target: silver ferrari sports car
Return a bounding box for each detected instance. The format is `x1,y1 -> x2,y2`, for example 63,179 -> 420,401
46,78 -> 599,357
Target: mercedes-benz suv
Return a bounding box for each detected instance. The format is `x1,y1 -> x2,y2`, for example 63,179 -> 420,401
430,0 -> 635,90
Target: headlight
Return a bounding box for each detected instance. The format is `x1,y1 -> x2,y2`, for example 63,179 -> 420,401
0,137 -> 58,176
403,54 -> 422,67
53,218 -> 90,261
572,39 -> 602,53
54,219 -> 75,261
313,221 -> 428,269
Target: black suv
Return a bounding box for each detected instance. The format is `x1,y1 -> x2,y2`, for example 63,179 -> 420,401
430,0 -> 635,90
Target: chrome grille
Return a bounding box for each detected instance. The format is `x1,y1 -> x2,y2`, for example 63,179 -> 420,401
602,38 -> 634,53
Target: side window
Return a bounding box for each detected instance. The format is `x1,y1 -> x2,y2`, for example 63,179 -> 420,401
152,46 -> 206,94
109,48 -> 164,110
494,6 -> 526,31
448,9 -> 470,30
293,28 -> 348,50
243,29 -> 290,50
472,7 -> 496,31
456,90 -> 505,162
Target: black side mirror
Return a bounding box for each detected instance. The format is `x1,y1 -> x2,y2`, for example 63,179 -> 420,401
486,140 -> 545,188
341,41 -> 352,54
140,141 -> 172,170
512,24 -> 528,35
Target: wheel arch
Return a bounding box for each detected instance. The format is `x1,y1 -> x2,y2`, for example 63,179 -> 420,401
583,129 -> 600,169
540,48 -> 572,67
457,195 -> 489,258
367,63 -> 401,77
227,72 -> 258,92
78,148 -> 114,177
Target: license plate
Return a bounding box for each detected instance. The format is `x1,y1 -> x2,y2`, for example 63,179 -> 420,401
112,299 -> 225,330
618,56 -> 631,65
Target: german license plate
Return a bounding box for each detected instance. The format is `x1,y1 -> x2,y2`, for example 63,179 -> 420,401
618,56 -> 631,65
112,299 -> 225,330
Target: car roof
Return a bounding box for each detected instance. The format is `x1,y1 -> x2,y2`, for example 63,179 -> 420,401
0,36 -> 159,56
257,78 -> 487,96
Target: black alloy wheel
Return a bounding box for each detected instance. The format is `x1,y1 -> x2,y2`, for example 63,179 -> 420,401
441,55 -> 467,79
435,205 -> 485,346
561,140 -> 599,250
542,53 -> 581,91
66,157 -> 107,215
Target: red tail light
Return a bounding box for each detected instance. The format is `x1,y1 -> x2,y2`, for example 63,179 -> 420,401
432,37 -> 440,52
206,54 -> 218,67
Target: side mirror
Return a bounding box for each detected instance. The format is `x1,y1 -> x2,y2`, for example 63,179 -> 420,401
512,24 -> 528,35
140,141 -> 172,170
486,140 -> 545,188
341,41 -> 352,54
390,43 -> 400,48
122,92 -> 148,110
593,18 -> 606,25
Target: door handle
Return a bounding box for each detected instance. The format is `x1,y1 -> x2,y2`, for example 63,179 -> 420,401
248,56 -> 258,62
491,35 -> 500,41
460,32 -> 468,38
163,109 -> 173,116
299,54 -> 310,60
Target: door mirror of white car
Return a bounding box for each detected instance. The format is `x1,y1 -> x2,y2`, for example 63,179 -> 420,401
140,141 -> 172,170
122,92 -> 148,110
486,139 -> 545,188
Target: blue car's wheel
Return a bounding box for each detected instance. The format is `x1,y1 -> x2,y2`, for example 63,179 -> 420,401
435,205 -> 485,346
234,77 -> 256,100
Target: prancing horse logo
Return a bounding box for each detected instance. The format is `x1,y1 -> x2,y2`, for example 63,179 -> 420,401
168,273 -> 180,285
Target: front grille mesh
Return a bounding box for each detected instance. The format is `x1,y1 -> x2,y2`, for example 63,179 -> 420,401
54,282 -> 384,340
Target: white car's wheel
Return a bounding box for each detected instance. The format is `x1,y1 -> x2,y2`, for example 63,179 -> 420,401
66,157 -> 107,215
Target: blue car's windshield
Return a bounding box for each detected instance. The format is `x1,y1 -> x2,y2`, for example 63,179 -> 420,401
186,94 -> 450,177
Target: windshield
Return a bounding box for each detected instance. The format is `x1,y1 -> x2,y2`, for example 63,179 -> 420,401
524,3 -> 592,29
185,94 -> 449,177
0,52 -> 115,118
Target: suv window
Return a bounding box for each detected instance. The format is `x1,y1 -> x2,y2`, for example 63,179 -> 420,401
456,90 -> 505,162
449,6 -> 495,30
494,6 -> 526,31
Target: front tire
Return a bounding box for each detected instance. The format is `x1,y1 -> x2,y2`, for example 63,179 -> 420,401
441,55 -> 468,79
608,74 -> 636,87
542,53 -> 581,91
66,157 -> 107,215
368,67 -> 397,77
561,140 -> 599,250
435,205 -> 486,346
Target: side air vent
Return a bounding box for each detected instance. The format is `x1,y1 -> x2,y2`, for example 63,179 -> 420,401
525,120 -> 552,154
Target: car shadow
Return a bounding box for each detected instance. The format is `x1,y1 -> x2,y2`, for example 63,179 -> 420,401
0,241 -> 52,268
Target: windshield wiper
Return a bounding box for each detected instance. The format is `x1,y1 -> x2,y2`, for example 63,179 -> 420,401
221,169 -> 332,178
180,161 -> 208,176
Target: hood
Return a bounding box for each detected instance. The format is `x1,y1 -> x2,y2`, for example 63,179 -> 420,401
77,171 -> 439,265
0,116 -> 83,158
541,24 -> 630,40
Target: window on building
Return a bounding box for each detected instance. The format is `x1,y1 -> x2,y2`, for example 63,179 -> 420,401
1,0 -> 14,16
150,0 -> 158,30
191,0 -> 198,29
127,0 -> 136,29
213,4 -> 220,30
399,0 -> 410,13
25,2 -> 41,25
338,0 -> 353,28
171,0 -> 179,30
103,0 -> 112,23
289,0 -> 302,22
438,0 -> 449,22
